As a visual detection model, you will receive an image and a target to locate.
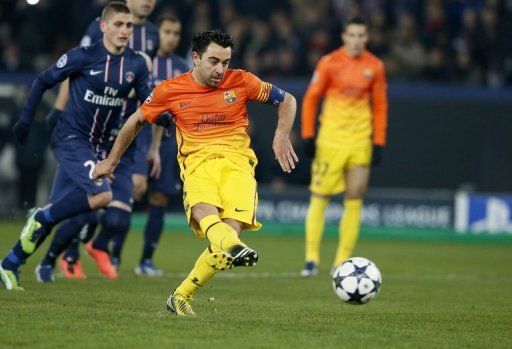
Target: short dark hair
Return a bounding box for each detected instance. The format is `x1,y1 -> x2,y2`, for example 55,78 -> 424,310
191,29 -> 235,57
102,1 -> 131,21
156,12 -> 181,28
343,16 -> 367,31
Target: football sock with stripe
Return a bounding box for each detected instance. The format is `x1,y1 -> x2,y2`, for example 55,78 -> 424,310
174,247 -> 218,297
333,198 -> 363,267
2,244 -> 28,270
199,215 -> 242,251
305,195 -> 329,265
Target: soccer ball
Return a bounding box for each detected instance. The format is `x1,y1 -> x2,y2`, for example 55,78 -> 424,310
332,257 -> 382,304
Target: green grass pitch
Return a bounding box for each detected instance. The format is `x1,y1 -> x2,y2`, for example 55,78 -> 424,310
0,221 -> 511,348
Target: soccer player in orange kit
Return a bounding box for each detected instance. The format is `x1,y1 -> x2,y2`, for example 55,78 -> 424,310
92,29 -> 298,316
300,17 -> 388,276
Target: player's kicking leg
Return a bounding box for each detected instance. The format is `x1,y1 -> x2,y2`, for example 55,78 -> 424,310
168,206 -> 258,317
167,159 -> 261,316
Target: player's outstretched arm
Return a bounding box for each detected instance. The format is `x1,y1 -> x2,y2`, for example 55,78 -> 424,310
14,48 -> 84,143
93,110 -> 147,180
273,92 -> 299,173
45,78 -> 70,130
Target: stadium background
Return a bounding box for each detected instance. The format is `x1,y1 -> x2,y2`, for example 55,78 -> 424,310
0,1 -> 511,347
0,0 -> 511,239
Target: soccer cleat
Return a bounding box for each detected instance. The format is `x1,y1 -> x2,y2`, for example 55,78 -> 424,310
59,259 -> 87,279
205,244 -> 258,271
229,245 -> 259,267
19,208 -> 45,254
167,293 -> 196,317
134,259 -> 164,277
85,241 -> 118,279
35,264 -> 55,283
0,262 -> 24,291
300,261 -> 318,277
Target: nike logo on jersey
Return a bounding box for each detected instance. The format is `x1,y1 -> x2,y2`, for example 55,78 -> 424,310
235,208 -> 248,212
90,69 -> 103,76
179,101 -> 191,109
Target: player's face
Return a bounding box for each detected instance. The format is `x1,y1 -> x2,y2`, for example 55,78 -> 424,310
101,13 -> 134,50
126,0 -> 156,18
193,43 -> 231,88
159,20 -> 181,55
342,24 -> 368,56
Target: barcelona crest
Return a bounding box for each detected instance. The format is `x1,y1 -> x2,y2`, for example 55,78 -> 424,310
363,68 -> 374,79
223,90 -> 237,103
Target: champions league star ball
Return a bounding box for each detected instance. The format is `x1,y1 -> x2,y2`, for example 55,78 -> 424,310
332,257 -> 382,304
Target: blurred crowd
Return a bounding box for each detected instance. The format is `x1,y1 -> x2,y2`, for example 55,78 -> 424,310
0,0 -> 511,86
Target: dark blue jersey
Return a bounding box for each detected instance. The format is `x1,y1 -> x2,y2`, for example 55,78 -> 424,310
81,17 -> 159,59
80,17 -> 159,123
152,53 -> 190,85
19,41 -> 151,152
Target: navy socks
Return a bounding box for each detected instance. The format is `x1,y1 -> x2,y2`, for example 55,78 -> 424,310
41,213 -> 90,267
141,205 -> 165,262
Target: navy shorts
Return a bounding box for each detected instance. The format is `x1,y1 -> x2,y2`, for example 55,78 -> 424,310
132,124 -> 152,175
149,132 -> 181,196
49,137 -> 110,203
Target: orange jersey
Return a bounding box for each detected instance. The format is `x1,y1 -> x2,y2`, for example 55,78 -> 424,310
301,47 -> 388,147
140,69 -> 273,175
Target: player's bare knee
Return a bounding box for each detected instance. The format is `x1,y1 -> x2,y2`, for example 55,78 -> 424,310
89,191 -> 113,210
132,178 -> 148,200
133,184 -> 147,200
344,187 -> 366,200
222,218 -> 244,235
191,203 -> 218,222
149,192 -> 168,207
312,192 -> 330,201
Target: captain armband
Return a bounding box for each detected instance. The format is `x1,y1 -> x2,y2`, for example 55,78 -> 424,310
267,85 -> 285,106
